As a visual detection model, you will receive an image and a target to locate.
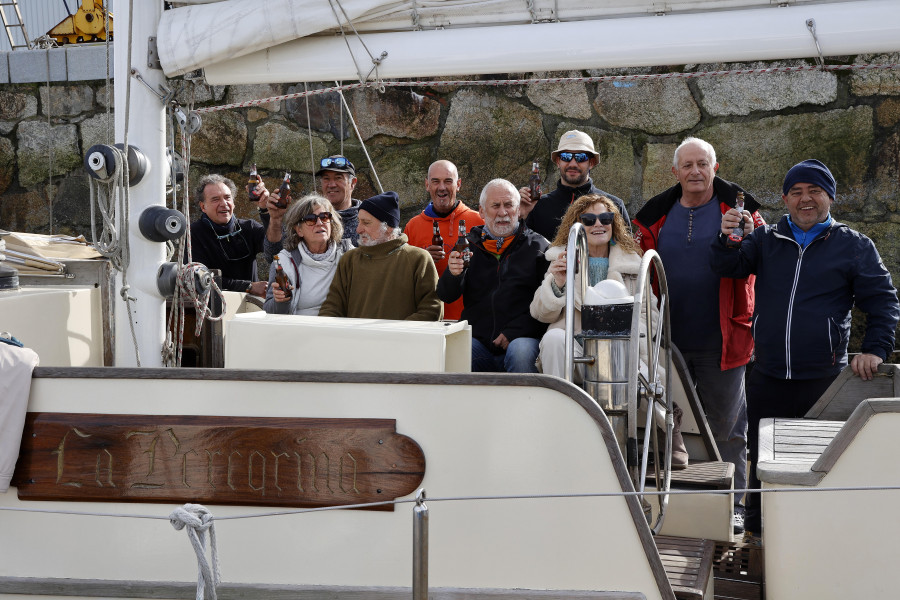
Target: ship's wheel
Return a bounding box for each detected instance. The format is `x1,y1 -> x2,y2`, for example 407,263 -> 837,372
563,224 -> 674,534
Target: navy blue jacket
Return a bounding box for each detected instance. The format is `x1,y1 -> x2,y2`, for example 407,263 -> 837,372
525,178 -> 628,242
709,215 -> 898,379
437,222 -> 550,351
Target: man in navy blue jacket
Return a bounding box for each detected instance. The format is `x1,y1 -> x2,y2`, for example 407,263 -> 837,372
710,159 -> 899,538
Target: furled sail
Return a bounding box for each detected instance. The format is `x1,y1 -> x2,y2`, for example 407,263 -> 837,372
160,0 -> 900,83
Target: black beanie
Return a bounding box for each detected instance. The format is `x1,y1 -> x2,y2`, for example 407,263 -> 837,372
359,191 -> 401,228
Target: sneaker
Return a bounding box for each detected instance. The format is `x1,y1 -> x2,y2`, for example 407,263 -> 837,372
733,507 -> 745,535
742,530 -> 762,547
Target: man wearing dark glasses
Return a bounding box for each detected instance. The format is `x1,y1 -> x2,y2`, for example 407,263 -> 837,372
633,137 -> 765,535
316,155 -> 360,245
190,174 -> 285,297
519,129 -> 629,241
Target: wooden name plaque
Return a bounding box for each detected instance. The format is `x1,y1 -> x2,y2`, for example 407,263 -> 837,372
12,413 -> 425,509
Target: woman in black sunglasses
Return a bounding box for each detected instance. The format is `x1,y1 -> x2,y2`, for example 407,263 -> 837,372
263,194 -> 353,315
530,194 -> 645,378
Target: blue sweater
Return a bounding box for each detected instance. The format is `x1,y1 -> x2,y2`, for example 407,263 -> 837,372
709,215 -> 898,379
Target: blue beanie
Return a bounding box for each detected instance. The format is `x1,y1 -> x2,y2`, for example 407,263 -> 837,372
782,159 -> 836,199
359,191 -> 401,228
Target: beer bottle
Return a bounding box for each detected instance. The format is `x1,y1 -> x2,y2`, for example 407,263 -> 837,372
726,191 -> 745,249
274,172 -> 291,209
529,161 -> 542,203
431,220 -> 444,249
452,220 -> 471,268
247,163 -> 261,202
274,257 -> 292,300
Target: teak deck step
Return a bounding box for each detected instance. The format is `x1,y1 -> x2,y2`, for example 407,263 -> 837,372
655,535 -> 716,600
647,460 -> 734,490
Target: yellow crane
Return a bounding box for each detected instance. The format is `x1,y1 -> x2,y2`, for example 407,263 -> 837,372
48,0 -> 112,45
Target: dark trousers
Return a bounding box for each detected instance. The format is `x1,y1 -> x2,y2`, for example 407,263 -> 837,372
744,369 -> 836,533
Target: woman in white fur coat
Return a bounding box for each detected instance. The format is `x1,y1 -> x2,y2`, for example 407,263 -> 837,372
530,194 -> 645,377
264,194 -> 353,315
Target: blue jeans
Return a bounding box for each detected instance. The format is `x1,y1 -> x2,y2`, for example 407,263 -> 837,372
471,337 -> 540,373
681,350 -> 748,507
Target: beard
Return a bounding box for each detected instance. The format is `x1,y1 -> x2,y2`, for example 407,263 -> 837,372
486,216 -> 517,238
560,167 -> 589,187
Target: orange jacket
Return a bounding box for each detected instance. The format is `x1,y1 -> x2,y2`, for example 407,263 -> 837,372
404,201 -> 483,320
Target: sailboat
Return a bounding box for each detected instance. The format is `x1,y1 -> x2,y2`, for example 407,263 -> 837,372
1,1 -> 899,599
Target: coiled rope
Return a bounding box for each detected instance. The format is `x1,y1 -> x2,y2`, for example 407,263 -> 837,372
87,144 -> 142,366
169,503 -> 220,600
163,87 -> 225,368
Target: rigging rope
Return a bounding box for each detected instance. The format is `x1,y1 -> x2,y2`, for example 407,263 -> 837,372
163,83 -> 225,368
169,503 -> 221,600
193,62 -> 900,114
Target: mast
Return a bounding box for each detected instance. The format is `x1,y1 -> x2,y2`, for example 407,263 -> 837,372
113,0 -> 167,367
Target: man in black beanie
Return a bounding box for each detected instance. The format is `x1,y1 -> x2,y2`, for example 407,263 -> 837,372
711,158 -> 899,540
319,191 -> 442,321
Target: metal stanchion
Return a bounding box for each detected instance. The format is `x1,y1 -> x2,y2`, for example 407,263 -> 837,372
412,488 -> 428,600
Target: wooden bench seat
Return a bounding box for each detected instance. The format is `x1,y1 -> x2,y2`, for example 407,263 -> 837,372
655,535 -> 715,600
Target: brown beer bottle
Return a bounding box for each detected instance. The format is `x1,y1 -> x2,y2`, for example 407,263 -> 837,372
529,161 -> 542,203
274,172 -> 291,209
452,220 -> 471,268
726,191 -> 745,248
247,163 -> 261,201
274,257 -> 292,300
431,220 -> 444,249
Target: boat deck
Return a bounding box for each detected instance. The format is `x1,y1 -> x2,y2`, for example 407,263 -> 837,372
712,540 -> 763,600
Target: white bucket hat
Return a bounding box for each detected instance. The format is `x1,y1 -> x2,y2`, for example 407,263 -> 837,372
550,130 -> 598,161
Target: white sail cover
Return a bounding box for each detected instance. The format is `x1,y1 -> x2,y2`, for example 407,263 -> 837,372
159,0 -> 900,82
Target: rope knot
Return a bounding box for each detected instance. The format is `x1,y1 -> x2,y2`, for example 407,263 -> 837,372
169,503 -> 220,600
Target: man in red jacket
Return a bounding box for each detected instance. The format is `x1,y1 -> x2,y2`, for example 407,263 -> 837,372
403,160 -> 483,320
633,137 -> 765,535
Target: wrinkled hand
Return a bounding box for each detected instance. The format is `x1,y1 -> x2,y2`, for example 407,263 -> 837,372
549,250 -> 567,289
248,280 -> 268,298
252,181 -> 270,209
447,250 -> 465,276
492,332 -> 510,351
426,244 -> 446,262
267,192 -> 288,219
272,281 -> 292,303
518,186 -> 537,218
850,353 -> 882,381
721,208 -> 753,237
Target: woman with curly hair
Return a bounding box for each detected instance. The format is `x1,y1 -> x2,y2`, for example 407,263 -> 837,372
530,194 -> 644,377
264,194 -> 353,315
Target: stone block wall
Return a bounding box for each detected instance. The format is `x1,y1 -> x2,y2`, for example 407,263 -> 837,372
1,52 -> 898,352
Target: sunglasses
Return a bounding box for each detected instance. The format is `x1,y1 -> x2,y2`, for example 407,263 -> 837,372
558,151 -> 591,163
301,212 -> 332,225
579,212 -> 615,227
320,157 -> 352,170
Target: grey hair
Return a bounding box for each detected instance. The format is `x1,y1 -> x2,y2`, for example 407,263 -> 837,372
673,137 -> 717,168
478,178 -> 520,208
195,174 -> 238,205
283,193 -> 344,251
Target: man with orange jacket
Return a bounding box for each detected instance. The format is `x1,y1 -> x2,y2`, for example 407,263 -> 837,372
403,160 -> 483,320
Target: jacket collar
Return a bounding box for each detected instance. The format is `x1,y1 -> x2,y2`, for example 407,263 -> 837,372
635,176 -> 760,226
357,234 -> 408,258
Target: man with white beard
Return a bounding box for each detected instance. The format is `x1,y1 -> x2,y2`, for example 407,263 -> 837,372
319,191 -> 442,321
438,179 -> 550,372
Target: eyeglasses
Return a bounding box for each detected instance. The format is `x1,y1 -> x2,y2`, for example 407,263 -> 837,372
204,219 -> 252,262
558,151 -> 591,163
320,157 -> 352,170
301,212 -> 332,226
579,212 -> 615,227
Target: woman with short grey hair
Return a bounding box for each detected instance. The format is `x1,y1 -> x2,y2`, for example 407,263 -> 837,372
263,194 -> 352,315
